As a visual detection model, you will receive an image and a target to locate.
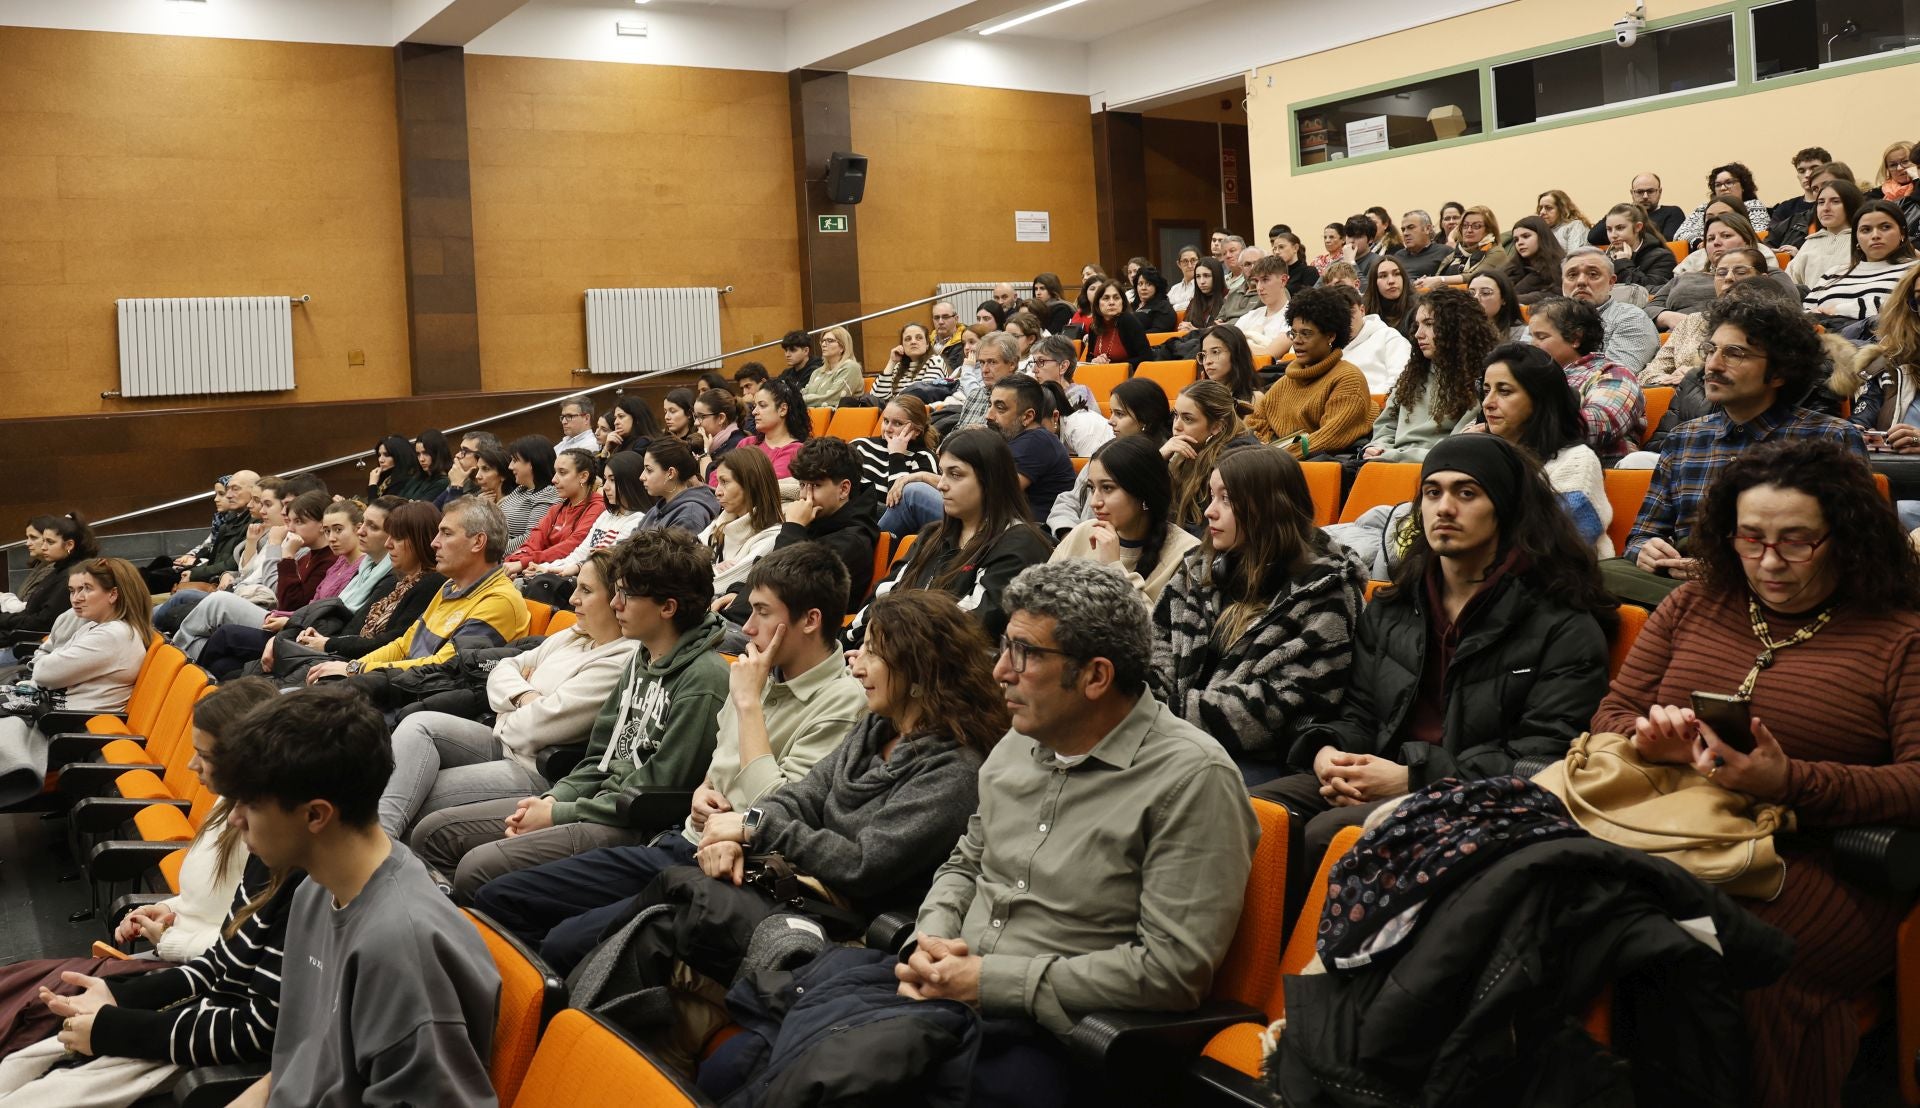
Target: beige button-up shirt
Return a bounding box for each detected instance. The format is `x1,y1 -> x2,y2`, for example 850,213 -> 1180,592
916,693 -> 1259,1036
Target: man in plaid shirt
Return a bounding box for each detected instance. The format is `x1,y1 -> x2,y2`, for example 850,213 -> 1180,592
1605,296 -> 1862,606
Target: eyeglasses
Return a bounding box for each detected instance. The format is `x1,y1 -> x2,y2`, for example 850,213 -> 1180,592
998,635 -> 1079,674
1713,177 -> 1740,188
1700,341 -> 1767,365
455,447 -> 477,458
932,313 -> 957,321
1731,533 -> 1829,563
1711,266 -> 1758,279
560,411 -> 586,422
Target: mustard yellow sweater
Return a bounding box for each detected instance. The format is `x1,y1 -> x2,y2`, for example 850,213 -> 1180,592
1246,351 -> 1378,458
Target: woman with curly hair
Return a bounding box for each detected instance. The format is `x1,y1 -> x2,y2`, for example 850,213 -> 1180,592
1245,287 -> 1375,459
734,374 -> 812,498
1363,287 -> 1495,463
1675,160 -> 1772,245
1594,438 -> 1920,1108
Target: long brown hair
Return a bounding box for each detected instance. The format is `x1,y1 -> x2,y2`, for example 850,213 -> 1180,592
77,557 -> 155,646
898,429 -> 1049,594
883,395 -> 940,452
715,445 -> 783,538
185,678 -> 280,892
862,590 -> 1007,755
1202,446 -> 1320,647
1170,381 -> 1246,527
1394,287 -> 1497,426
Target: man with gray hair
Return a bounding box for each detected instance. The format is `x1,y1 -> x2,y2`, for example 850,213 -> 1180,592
1219,236 -> 1249,290
1563,247 -> 1659,374
939,331 -> 1021,434
1392,210 -> 1452,280
305,496 -> 529,680
896,560 -> 1259,1101
555,395 -> 598,454
1215,246 -> 1267,325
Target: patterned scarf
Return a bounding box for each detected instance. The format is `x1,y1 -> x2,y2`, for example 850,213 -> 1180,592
359,571 -> 423,638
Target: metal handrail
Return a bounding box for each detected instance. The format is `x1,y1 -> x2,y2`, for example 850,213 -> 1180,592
4,287 -> 994,549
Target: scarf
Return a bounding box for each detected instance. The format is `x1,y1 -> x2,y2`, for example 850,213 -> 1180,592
359,570 -> 422,638
1884,177 -> 1914,202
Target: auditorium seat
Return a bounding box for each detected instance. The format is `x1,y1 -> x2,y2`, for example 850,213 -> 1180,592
1298,461 -> 1342,527
1339,462 -> 1420,526
1643,386 -> 1674,433
827,406 -> 880,441
507,1009 -> 708,1108
1146,331 -> 1181,347
1609,604 -> 1649,680
465,909 -> 569,1106
547,608 -> 578,635
525,600 -> 554,637
808,408 -> 832,438
1135,360 -> 1198,402
1603,468 -> 1654,556
1077,362 -> 1128,415
1667,241 -> 1690,264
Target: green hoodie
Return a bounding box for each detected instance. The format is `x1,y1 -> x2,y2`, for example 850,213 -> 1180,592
546,612 -> 729,827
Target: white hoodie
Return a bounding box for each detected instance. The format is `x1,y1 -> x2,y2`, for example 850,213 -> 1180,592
486,628 -> 639,772
1345,314 -> 1414,395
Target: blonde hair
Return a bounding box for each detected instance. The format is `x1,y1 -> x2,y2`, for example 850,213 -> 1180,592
1538,189 -> 1590,228
1875,140 -> 1916,188
820,325 -> 858,370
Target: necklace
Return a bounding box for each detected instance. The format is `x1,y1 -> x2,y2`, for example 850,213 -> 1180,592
1735,597 -> 1832,699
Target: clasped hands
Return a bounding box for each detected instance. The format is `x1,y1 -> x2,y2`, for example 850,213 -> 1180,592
1313,747 -> 1409,807
895,934 -> 981,1006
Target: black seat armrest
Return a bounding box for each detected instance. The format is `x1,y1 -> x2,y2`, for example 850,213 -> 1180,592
1066,1000 -> 1265,1100
40,710 -> 118,736
1513,754 -> 1555,778
88,839 -> 189,884
865,910 -> 915,954
171,1062 -> 270,1108
609,788 -> 695,831
48,731 -> 146,768
1189,1054 -> 1277,1107
536,742 -> 588,781
1829,824 -> 1920,899
57,763 -> 165,799
71,795 -> 189,834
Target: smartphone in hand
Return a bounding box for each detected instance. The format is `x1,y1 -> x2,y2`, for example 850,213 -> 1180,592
1690,692 -> 1756,755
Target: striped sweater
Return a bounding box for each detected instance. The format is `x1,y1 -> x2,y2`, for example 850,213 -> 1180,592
851,435 -> 937,498
89,859 -> 301,1066
1803,258 -> 1917,321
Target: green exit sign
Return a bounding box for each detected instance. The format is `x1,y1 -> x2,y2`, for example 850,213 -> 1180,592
818,215 -> 849,233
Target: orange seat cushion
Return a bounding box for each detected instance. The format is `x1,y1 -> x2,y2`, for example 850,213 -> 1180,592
134,804 -> 195,843
158,849 -> 187,893
1201,1021 -> 1266,1077
115,769 -> 171,800
102,738 -> 155,764
87,717 -> 131,735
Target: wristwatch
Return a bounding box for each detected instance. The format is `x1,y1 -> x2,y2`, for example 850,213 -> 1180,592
742,806 -> 766,848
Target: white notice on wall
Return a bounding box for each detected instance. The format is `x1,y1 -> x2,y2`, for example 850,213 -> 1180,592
1345,116 -> 1389,157
1015,210 -> 1051,242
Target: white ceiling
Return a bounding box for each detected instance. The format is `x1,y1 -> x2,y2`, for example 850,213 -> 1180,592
978,0 -> 1215,42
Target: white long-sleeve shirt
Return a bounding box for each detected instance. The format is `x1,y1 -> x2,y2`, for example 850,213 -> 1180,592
30,611 -> 146,713
486,629 -> 638,772
155,823 -> 251,963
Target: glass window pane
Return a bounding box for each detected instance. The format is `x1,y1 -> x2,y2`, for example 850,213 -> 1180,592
1754,0 -> 1920,79
1295,70 -> 1481,165
1493,16 -> 1735,129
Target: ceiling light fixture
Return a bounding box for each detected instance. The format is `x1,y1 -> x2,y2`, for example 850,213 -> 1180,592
977,0 -> 1092,36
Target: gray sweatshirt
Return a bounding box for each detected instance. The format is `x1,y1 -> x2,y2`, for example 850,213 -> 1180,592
268,841 -> 500,1108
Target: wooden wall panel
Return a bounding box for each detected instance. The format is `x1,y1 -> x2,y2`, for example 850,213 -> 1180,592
0,27 -> 411,419
466,55 -> 804,393
849,78 -> 1100,372
1142,119 -> 1255,269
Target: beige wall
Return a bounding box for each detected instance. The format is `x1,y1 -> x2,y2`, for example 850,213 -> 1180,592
1248,0 -> 1915,242
0,27 -> 409,419
465,55 -> 802,393
849,77 -> 1100,372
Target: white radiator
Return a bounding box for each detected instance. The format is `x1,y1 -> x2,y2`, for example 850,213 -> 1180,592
115,296 -> 296,398
934,282 -> 1013,322
584,287 -> 723,375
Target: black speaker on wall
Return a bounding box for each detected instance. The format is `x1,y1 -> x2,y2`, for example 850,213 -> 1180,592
826,151 -> 868,205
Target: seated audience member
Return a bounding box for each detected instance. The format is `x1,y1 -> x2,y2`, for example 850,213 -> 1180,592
1334,283 -> 1411,395
1563,247 -> 1660,374
1050,436 -> 1201,603
1365,287 -> 1497,463
366,435 -> 445,502
1273,231 -> 1320,292
1650,209 -> 1795,328
977,300 -> 1010,331
1608,297 -> 1864,605
1786,177 -> 1863,288
215,689 -> 497,1108
1168,247 -> 1201,312
1314,223 -> 1344,273
1082,278 -> 1152,367
1216,247 -> 1268,324
1436,203 -> 1463,245
692,387 -> 748,478
0,514 -> 99,645
247,501 -> 447,686
1342,214 -> 1381,284
1592,438 -> 1920,1108
1367,207 -> 1401,256
1030,273 -> 1076,334
436,431 -> 500,509
1004,311 -> 1044,373
1234,255 -> 1295,358
1131,266 -> 1178,333
521,451 -> 644,606
1039,380 -> 1113,460
1504,215 -> 1566,305
733,361 -> 771,395
936,331 -> 1019,438
852,395 -> 938,504
555,395 -> 599,454
1164,380 -> 1260,529
503,447 -> 604,579
993,281 -> 1021,314
1177,257 -> 1229,334
725,437 -> 879,622
1528,296 -> 1646,462
1151,446 -> 1364,785
1766,146 -> 1833,253
410,529 -> 728,899
1048,377 -> 1175,536
603,394 -> 661,458
1470,269 -> 1532,343
1480,343 -> 1614,555
1867,139 -> 1916,202
1803,200 -> 1917,323
1028,334 -> 1096,410
415,431 -> 456,492
851,429 -> 1052,647
729,375 -> 811,497
1247,286 -> 1376,459
1256,434 -> 1610,871
986,375 -> 1076,521
871,561 -> 1257,1106
0,558 -> 151,804
1586,172 -> 1687,244
1536,189 -> 1593,253
302,497 -> 530,681
377,548 -> 638,839
778,329 -> 821,398
1675,161 -> 1772,244
1364,254 -> 1415,337
1391,210 -> 1452,280
1602,202 -> 1678,289
592,412 -> 614,453
637,439 -> 722,534
171,497 -> 364,660
926,302 -> 967,372
144,471 -> 256,593
1199,323 -> 1259,408
473,543 -> 872,972
659,389 -> 701,451
1642,249 -> 1774,387
1419,205 -> 1508,290
803,325 -> 862,408
501,435 -> 561,551
701,446 -> 785,601
148,477 -> 287,635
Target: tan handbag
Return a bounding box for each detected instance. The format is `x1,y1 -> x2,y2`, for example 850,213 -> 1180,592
1531,731 -> 1793,901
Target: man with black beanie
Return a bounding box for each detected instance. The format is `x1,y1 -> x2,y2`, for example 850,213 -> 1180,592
1253,434 -> 1615,910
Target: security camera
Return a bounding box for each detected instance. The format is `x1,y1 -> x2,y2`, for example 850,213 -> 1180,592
1614,2 -> 1646,46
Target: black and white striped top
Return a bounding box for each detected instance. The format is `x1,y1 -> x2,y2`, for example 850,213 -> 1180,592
851,435 -> 937,498
1803,258 -> 1916,321
869,355 -> 950,398
89,859 -> 300,1066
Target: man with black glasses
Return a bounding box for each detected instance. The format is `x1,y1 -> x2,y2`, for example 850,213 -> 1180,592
555,396 -> 598,454
930,301 -> 966,372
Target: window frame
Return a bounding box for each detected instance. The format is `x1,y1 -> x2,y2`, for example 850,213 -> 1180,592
1488,12 -> 1740,129
1747,0 -> 1920,82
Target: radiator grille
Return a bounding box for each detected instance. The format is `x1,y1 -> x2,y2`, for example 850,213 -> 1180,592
933,283 -> 1013,322
584,287 -> 724,375
114,296 -> 296,398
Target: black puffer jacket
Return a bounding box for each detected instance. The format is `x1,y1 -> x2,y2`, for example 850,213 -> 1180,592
1287,571 -> 1609,788
0,552 -> 88,639
1612,238 -> 1677,289
186,510 -> 253,583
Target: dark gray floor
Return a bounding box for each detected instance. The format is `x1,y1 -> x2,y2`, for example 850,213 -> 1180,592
0,810 -> 105,961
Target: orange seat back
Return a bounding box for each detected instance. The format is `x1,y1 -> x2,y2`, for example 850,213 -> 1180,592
1609,604 -> 1649,681
1076,363 -> 1128,414
466,909 -> 567,1106
508,1009 -> 702,1108
1667,241 -> 1689,264
97,640 -> 185,737
1876,472 -> 1892,503
1298,462 -> 1342,528
1642,386 -> 1674,433
826,406 -> 880,441
524,600 -> 553,637
1135,360 -> 1198,403
1362,580 -> 1389,602
1071,455 -> 1090,472
1210,799 -> 1293,1012
1604,468 -> 1653,558
891,533 -> 917,566
158,848 -> 188,894
808,408 -> 832,438
1146,330 -> 1181,347
160,686 -> 220,801
136,665 -> 210,773
545,608 -> 578,635
1338,462 -> 1420,525
867,533 -> 892,602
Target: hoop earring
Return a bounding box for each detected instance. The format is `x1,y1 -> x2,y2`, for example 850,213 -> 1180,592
910,684 -> 924,699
